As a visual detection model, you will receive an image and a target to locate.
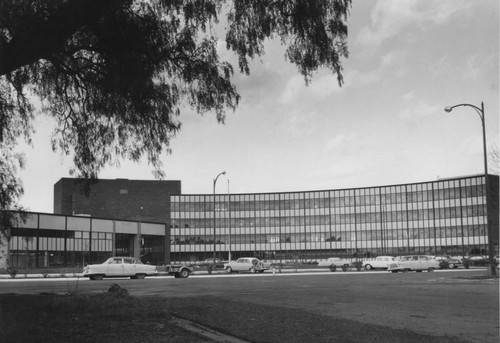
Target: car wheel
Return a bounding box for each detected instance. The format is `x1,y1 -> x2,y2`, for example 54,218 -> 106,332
403,269 -> 410,273
250,267 -> 257,273
365,264 -> 373,270
391,270 -> 398,273
91,274 -> 104,281
135,273 -> 146,279
180,269 -> 190,278
341,264 -> 349,272
428,267 -> 435,272
329,264 -> 337,272
448,263 -> 454,269
226,267 -> 232,274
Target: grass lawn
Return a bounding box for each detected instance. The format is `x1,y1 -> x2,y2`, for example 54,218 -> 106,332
0,284 -> 469,343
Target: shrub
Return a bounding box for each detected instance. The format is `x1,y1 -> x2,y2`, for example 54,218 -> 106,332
438,261 -> 449,269
7,267 -> 17,278
105,283 -> 129,298
352,261 -> 363,271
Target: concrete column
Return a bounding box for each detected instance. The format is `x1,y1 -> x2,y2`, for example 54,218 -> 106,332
133,221 -> 141,259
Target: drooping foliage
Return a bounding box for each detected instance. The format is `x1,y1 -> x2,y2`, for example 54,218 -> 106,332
0,0 -> 351,214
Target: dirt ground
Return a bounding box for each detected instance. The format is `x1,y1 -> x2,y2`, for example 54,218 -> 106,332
0,293 -> 477,343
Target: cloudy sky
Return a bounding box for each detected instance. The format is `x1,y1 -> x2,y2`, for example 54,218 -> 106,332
17,0 -> 499,213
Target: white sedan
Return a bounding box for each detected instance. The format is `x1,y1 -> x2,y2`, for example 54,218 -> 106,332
362,256 -> 395,270
317,257 -> 351,270
387,255 -> 440,273
224,257 -> 272,273
83,257 -> 158,280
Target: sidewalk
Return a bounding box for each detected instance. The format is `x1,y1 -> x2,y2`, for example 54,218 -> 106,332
0,268 -> 316,279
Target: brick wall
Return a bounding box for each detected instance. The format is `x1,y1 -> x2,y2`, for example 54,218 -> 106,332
53,178 -> 181,224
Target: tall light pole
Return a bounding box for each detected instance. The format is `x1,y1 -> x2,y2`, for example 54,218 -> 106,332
227,179 -> 232,262
444,102 -> 496,276
213,171 -> 226,268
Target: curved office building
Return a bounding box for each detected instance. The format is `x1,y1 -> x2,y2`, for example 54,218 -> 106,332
170,174 -> 499,262
3,174 -> 499,269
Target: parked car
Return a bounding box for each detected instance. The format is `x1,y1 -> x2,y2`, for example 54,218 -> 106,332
224,257 -> 272,273
317,257 -> 351,271
362,256 -> 395,270
83,257 -> 158,280
464,255 -> 489,266
387,255 -> 440,273
432,255 -> 462,269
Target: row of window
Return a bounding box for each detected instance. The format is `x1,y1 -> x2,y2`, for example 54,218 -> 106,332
8,234 -> 166,268
10,235 -> 113,252
9,231 -> 160,253
171,204 -> 486,228
171,183 -> 485,212
171,224 -> 488,245
8,251 -> 112,269
170,245 -> 489,263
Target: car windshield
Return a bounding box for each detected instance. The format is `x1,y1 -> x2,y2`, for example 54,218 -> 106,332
105,258 -> 122,264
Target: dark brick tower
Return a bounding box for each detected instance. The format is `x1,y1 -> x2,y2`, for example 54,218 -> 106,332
54,178 -> 181,223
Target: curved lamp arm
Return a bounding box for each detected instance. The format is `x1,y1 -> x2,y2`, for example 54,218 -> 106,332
444,102 -> 484,122
213,171 -> 227,190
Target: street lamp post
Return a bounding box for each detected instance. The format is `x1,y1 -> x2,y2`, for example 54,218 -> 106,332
444,102 -> 496,276
227,179 -> 232,262
213,171 -> 226,269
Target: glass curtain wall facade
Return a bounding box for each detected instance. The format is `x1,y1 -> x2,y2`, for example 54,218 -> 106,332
170,175 -> 499,263
8,213 -> 167,269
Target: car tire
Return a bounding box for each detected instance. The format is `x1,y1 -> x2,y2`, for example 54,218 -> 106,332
226,267 -> 232,274
329,265 -> 337,272
403,269 -> 410,273
180,269 -> 190,278
250,267 -> 256,273
448,263 -> 454,269
428,267 -> 435,272
391,270 -> 398,273
90,274 -> 104,281
365,264 -> 373,270
135,273 -> 146,279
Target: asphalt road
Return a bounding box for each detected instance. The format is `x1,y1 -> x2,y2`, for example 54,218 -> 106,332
1,269 -> 498,343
